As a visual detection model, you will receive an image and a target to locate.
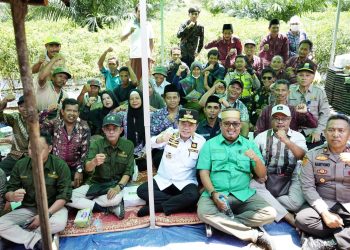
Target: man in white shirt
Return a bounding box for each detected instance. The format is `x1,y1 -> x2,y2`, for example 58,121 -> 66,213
251,104 -> 307,226
150,65 -> 171,96
137,109 -> 205,217
120,4 -> 154,80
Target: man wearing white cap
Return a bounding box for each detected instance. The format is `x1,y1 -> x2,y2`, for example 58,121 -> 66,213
197,107 -> 276,249
251,104 -> 307,226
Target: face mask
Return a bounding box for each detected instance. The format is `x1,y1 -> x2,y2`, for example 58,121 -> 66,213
290,24 -> 300,32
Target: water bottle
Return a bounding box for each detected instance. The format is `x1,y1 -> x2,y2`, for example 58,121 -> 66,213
94,218 -> 103,232
219,194 -> 234,218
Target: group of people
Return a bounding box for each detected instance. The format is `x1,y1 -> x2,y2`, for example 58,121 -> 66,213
0,4 -> 349,250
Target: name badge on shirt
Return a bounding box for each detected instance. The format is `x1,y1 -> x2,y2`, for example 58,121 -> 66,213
315,162 -> 330,167
166,152 -> 172,159
48,172 -> 58,179
118,151 -> 128,158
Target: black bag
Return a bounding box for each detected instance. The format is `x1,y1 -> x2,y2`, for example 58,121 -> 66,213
265,174 -> 292,197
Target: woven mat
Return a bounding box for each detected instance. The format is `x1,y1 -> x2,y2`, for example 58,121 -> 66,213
60,206 -> 202,237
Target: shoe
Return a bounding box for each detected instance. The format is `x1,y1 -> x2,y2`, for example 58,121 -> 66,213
33,239 -> 42,250
109,200 -> 125,220
301,236 -> 337,250
256,232 -> 276,250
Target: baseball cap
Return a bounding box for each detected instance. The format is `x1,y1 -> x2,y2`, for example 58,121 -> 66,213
271,104 -> 291,117
244,39 -> 256,46
102,114 -> 122,127
178,109 -> 199,124
44,36 -> 61,45
52,67 -> 72,79
152,65 -> 167,77
87,79 -> 101,87
17,95 -> 24,105
297,63 -> 315,74
228,79 -> 244,89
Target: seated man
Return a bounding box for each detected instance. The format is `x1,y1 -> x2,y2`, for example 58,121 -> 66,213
98,47 -> 120,90
112,62 -> 138,105
251,105 -> 306,227
77,79 -> 102,111
202,49 -> 226,89
137,109 -> 205,217
67,114 -> 134,219
296,115 -> 350,250
150,65 -> 171,96
0,133 -> 72,250
40,98 -> 91,188
270,55 -> 290,81
165,47 -> 190,83
197,108 -> 276,249
0,95 -> 29,176
196,95 -> 221,140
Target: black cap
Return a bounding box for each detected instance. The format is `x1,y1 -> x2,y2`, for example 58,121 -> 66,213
178,108 -> 199,124
206,95 -> 221,106
297,63 -> 315,74
229,79 -> 244,89
163,84 -> 180,96
222,24 -> 233,32
188,6 -> 200,13
17,95 -> 24,105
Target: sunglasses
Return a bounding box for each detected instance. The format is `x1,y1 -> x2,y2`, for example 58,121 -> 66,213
262,76 -> 273,80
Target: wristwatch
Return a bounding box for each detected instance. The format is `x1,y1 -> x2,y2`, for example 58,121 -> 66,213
118,183 -> 125,190
210,190 -> 218,198
77,168 -> 83,173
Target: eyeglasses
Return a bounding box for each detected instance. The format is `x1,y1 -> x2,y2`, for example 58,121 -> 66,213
262,76 -> 273,80
222,121 -> 241,128
272,117 -> 290,122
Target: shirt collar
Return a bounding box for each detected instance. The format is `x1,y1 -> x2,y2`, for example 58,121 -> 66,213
218,133 -> 243,145
296,84 -> 314,93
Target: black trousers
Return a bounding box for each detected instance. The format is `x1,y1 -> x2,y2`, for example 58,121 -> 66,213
137,179 -> 199,215
296,203 -> 350,249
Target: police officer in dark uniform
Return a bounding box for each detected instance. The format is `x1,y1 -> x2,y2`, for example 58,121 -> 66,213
296,114 -> 350,249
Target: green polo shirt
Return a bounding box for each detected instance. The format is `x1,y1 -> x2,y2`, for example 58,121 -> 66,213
86,137 -> 134,184
197,134 -> 264,202
6,154 -> 72,207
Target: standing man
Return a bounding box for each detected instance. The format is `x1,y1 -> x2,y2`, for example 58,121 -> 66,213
0,133 -> 72,250
121,4 -> 154,80
259,19 -> 289,67
197,108 -> 276,249
98,47 -> 120,90
0,95 -> 29,177
67,114 -> 134,219
77,79 -> 102,111
296,115 -> 350,249
40,98 -> 91,188
252,105 -> 307,227
137,109 -> 206,217
177,6 -> 204,68
196,95 -> 221,140
204,24 -> 242,69
32,36 -> 65,74
289,63 -> 330,149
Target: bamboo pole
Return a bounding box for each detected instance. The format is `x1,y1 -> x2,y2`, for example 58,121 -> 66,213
9,1 -> 52,249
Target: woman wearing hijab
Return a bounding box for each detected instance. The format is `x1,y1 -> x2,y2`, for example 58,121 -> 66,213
80,90 -> 118,136
117,89 -> 147,171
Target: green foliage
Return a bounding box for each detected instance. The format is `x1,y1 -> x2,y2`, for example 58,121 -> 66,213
331,0 -> 350,11
204,0 -> 328,22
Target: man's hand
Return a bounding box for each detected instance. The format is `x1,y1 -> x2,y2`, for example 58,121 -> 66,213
244,149 -> 260,162
176,65 -> 187,76
340,152 -> 350,164
275,130 -> 289,144
206,64 -> 214,71
74,172 -> 83,188
228,48 -> 237,56
158,132 -> 173,144
130,26 -> 136,34
106,47 -> 113,53
263,44 -> 269,52
175,58 -> 182,65
27,215 -> 40,230
321,211 -> 344,228
295,103 -> 307,113
219,98 -> 229,108
94,154 -> 106,166
311,132 -> 321,143
212,192 -> 226,211
107,186 -> 121,200
188,22 -> 195,28
204,71 -> 210,78
86,96 -> 97,107
12,188 -> 26,202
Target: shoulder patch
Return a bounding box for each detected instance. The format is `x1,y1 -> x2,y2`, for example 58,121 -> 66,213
302,156 -> 308,167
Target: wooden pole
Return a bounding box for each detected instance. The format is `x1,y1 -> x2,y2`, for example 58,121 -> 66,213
9,1 -> 52,249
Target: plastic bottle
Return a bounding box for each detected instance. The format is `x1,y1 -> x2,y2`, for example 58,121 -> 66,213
94,218 -> 103,232
218,194 -> 234,218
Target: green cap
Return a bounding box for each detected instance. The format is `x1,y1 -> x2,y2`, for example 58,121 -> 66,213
87,79 -> 101,87
152,65 -> 167,77
297,63 -> 315,74
45,36 -> 61,45
102,114 -> 122,127
52,67 -> 71,79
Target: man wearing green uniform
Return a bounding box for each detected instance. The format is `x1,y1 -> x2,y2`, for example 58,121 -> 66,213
67,114 -> 134,219
0,133 -> 72,250
197,108 -> 276,250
